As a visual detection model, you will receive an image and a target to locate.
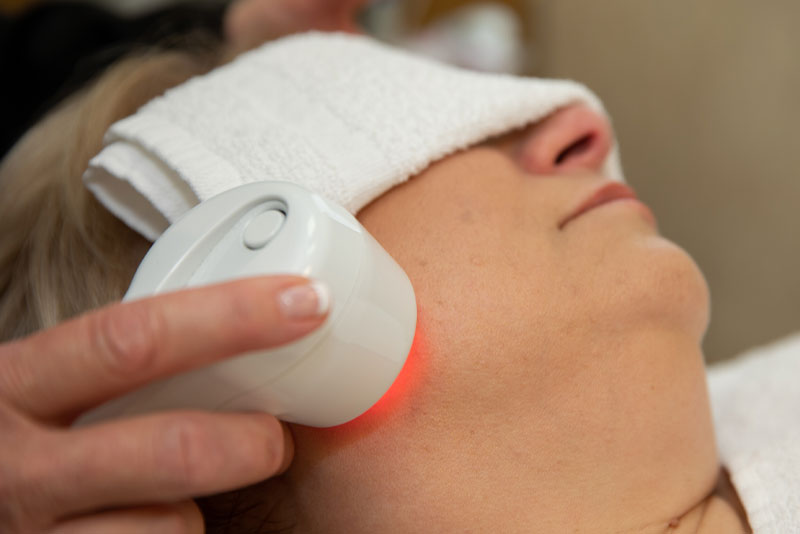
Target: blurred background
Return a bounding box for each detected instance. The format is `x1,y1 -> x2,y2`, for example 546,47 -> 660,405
2,0 -> 798,363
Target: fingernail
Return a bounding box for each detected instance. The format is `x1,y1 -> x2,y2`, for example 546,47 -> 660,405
278,281 -> 330,319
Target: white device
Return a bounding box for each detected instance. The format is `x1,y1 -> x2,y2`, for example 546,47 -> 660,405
77,181 -> 417,428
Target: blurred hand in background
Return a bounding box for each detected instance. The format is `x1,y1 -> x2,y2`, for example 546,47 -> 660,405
224,0 -> 370,52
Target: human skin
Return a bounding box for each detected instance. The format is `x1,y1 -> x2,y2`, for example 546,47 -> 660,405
0,277 -> 327,533
224,0 -> 367,52
283,105 -> 751,533
0,0 -> 751,528
0,3 -> 370,530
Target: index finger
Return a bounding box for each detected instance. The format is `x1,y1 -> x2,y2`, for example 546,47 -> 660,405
0,276 -> 328,422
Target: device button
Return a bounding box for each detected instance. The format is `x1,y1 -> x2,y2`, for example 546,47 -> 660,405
243,210 -> 285,250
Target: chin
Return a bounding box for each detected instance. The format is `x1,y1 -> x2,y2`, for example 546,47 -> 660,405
597,233 -> 711,342
649,236 -> 710,335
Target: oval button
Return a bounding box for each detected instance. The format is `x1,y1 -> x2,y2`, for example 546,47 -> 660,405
243,210 -> 286,250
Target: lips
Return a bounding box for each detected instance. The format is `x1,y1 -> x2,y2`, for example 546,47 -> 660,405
558,182 -> 653,230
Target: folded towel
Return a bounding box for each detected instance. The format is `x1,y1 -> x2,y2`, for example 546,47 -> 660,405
708,332 -> 800,534
83,31 -> 623,241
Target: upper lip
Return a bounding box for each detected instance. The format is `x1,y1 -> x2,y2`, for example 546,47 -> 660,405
558,182 -> 640,230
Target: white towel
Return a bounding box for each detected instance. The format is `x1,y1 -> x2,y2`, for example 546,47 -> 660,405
83,31 -> 623,241
708,332 -> 800,533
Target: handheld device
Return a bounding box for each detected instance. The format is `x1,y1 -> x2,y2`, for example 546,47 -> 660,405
76,181 -> 417,428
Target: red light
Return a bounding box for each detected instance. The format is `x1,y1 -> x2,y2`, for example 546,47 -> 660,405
332,313 -> 428,432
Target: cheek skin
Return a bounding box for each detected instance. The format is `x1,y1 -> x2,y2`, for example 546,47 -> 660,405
295,149 -> 534,438
285,148 -> 718,533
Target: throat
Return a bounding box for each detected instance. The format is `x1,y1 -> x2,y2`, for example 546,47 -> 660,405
663,468 -> 751,534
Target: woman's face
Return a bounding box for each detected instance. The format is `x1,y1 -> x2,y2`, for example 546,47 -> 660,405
286,105 -> 719,532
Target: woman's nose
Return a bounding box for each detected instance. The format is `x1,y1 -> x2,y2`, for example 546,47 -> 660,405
517,104 -> 613,176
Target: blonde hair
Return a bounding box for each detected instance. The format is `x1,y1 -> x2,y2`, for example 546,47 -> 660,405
0,44 -> 297,532
0,49 -> 218,341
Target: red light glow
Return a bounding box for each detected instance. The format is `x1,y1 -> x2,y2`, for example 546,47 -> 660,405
333,314 -> 428,432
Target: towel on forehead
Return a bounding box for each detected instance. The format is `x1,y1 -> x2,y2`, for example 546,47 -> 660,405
84,31 -> 624,241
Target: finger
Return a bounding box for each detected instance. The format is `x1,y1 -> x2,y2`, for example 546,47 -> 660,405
0,276 -> 328,421
50,501 -> 203,534
32,411 -> 292,517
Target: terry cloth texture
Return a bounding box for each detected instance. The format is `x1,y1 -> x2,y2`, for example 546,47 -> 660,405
708,332 -> 800,534
84,31 -> 624,241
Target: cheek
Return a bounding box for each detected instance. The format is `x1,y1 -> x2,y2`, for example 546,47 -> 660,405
368,222 -> 711,439
349,160 -> 565,423
365,232 -> 570,429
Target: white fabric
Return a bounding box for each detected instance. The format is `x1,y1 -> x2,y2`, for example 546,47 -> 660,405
83,31 -> 623,241
708,332 -> 800,533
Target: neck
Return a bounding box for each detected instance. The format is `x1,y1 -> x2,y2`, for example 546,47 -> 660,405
200,466 -> 751,534
628,468 -> 750,534
668,468 -> 750,534
283,330 -> 746,533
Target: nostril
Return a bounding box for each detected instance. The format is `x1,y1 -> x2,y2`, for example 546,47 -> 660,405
555,133 -> 595,165
516,104 -> 613,176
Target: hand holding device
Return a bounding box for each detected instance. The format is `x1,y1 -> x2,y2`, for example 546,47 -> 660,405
0,276 -> 324,533
79,182 -> 417,428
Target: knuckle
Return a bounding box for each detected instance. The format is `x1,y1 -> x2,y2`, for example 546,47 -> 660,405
231,415 -> 285,479
161,511 -> 194,534
255,418 -> 286,475
157,417 -> 215,491
0,344 -> 37,415
90,303 -> 166,379
163,502 -> 203,534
